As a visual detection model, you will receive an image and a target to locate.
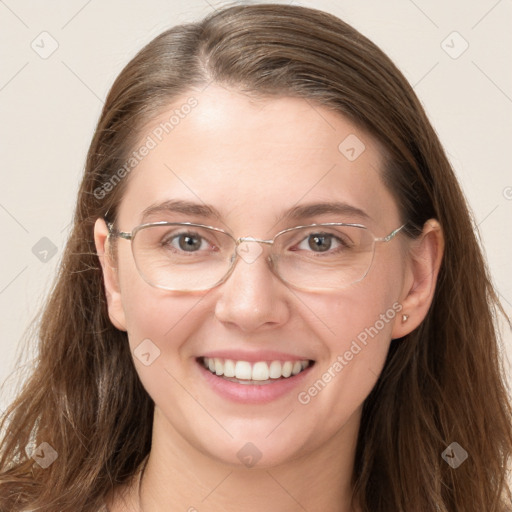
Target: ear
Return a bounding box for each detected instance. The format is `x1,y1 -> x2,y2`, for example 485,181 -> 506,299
94,218 -> 127,331
391,219 -> 444,339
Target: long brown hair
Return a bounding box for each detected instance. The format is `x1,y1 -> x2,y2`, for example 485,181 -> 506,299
1,4 -> 511,511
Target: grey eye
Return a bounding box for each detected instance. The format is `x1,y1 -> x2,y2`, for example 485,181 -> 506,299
177,234 -> 203,251
307,234 -> 333,252
162,232 -> 208,252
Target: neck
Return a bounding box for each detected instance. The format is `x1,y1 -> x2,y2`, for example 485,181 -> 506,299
124,406 -> 361,512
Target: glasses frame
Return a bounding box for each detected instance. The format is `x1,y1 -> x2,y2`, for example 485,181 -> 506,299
106,220 -> 407,292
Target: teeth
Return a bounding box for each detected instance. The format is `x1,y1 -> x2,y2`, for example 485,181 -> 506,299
252,362 -> 269,381
269,360 -> 282,379
202,357 -> 311,381
292,361 -> 302,375
282,361 -> 292,378
235,361 -> 252,380
224,359 -> 236,378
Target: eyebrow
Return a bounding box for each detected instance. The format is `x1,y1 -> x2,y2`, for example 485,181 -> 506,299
281,202 -> 370,222
141,199 -> 222,222
140,199 -> 370,224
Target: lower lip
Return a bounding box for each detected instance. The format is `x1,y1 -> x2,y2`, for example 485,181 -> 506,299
196,359 -> 314,404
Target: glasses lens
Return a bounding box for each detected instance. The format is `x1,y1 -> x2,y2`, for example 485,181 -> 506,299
132,224 -> 235,291
130,223 -> 376,292
273,224 -> 375,290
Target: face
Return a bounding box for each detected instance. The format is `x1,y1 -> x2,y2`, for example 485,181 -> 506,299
97,85 -> 417,469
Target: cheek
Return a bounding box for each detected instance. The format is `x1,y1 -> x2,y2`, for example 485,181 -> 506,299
310,245 -> 404,353
115,243 -> 200,346
118,284 -> 218,436
315,287 -> 398,372
121,284 -> 208,359
295,257 -> 404,423
115,249 -> 209,387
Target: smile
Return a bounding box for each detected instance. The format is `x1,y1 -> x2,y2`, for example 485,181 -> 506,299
201,357 -> 312,384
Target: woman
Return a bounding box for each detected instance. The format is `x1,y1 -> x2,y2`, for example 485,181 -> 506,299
1,4 -> 511,511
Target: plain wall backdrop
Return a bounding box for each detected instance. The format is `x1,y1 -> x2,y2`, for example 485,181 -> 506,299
0,0 -> 511,413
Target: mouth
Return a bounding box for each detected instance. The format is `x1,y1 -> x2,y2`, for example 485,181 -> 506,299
197,356 -> 315,385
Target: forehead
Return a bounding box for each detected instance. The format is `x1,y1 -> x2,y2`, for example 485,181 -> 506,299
117,85 -> 399,232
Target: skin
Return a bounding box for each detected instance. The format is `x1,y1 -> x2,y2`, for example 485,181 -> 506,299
94,85 -> 443,511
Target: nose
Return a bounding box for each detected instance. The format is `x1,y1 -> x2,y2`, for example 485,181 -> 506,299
213,241 -> 290,333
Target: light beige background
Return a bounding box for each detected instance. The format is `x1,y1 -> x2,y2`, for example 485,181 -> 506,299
0,0 -> 511,411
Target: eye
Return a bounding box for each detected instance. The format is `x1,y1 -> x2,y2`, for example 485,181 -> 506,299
297,232 -> 343,253
163,231 -> 210,252
287,226 -> 360,255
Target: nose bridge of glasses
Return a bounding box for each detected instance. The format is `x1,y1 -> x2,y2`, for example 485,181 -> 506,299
236,236 -> 274,246
232,236 -> 275,266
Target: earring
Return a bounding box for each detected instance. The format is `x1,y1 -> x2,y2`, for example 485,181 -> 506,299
402,314 -> 409,323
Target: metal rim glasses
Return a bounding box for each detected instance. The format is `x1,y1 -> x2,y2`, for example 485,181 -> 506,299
107,221 -> 406,292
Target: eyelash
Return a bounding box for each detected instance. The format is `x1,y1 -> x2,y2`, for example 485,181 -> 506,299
162,232 -> 214,252
161,231 -> 351,254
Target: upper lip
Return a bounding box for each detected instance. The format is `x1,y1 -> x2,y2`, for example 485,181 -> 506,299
199,350 -> 314,363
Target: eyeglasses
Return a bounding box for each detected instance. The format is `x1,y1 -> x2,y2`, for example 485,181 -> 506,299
106,221 -> 406,292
